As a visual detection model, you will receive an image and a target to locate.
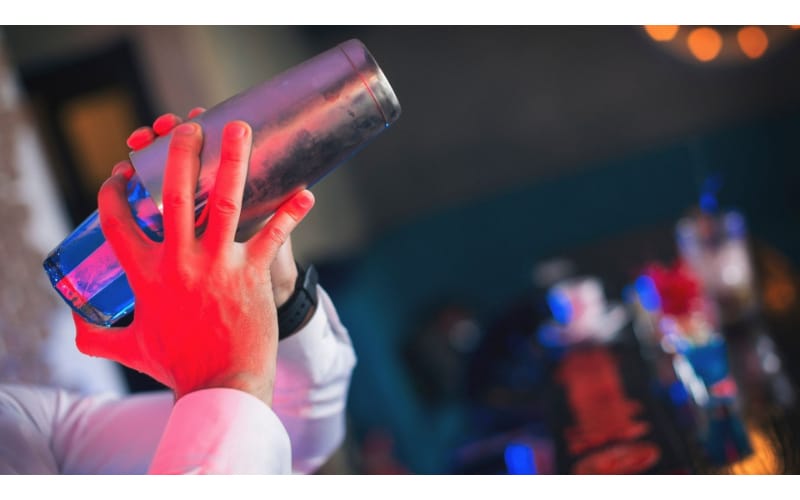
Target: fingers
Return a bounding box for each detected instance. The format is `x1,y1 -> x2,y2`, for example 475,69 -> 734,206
202,121 -> 252,252
98,161 -> 153,274
153,113 -> 183,136
111,160 -> 133,178
127,110 -> 202,151
127,127 -> 155,151
162,122 -> 203,252
73,311 -> 142,370
247,190 -> 315,267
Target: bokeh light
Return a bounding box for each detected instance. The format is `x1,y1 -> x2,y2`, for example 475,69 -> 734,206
644,25 -> 680,42
688,27 -> 723,62
737,26 -> 769,59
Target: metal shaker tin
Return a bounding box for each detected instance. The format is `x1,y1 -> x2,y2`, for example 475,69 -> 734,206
129,38 -> 401,241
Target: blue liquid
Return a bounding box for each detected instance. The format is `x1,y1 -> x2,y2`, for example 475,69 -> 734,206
43,175 -> 163,326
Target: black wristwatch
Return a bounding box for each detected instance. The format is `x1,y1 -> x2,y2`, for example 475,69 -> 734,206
277,263 -> 319,340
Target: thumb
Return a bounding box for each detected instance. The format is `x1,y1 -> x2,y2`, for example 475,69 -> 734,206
72,311 -> 140,368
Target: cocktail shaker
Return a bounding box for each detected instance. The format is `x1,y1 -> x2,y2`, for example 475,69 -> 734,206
43,39 -> 401,326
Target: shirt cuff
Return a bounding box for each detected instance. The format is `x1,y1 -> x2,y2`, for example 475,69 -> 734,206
148,388 -> 291,474
276,286 -> 355,390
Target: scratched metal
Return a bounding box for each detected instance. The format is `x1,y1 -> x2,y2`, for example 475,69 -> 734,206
130,39 -> 401,242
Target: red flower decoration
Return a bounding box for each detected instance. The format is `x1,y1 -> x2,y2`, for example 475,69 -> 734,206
643,260 -> 703,316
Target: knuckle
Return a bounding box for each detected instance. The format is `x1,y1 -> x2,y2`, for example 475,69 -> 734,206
97,184 -> 124,217
208,262 -> 233,284
162,191 -> 194,209
267,224 -> 287,246
97,181 -> 114,207
221,147 -> 246,165
212,195 -> 240,215
284,206 -> 302,223
168,136 -> 199,155
99,174 -> 123,194
99,213 -> 125,235
163,260 -> 195,287
111,160 -> 129,174
176,267 -> 195,286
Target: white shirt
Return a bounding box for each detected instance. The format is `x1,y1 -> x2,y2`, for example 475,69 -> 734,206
0,286 -> 356,474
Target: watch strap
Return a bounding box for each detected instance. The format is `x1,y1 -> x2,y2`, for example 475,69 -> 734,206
277,263 -> 318,340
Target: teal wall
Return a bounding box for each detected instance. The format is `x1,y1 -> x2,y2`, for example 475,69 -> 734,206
326,111 -> 800,473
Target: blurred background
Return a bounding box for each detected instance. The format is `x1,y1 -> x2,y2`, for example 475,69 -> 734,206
2,25 -> 800,474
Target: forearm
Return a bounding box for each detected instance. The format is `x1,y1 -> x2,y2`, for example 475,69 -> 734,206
0,384 -> 171,474
1,383 -> 294,475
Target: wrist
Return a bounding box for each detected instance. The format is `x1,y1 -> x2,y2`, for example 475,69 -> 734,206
273,270 -> 299,308
175,372 -> 274,406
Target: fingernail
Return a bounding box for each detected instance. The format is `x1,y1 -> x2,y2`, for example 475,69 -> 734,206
226,122 -> 247,139
188,107 -> 206,118
154,115 -> 176,133
295,192 -> 313,209
127,128 -> 150,148
112,162 -> 134,180
175,122 -> 197,135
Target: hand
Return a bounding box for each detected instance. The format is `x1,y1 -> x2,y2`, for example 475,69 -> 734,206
73,120 -> 315,406
127,109 -> 300,307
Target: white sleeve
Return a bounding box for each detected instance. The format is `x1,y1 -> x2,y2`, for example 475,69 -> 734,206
273,285 -> 357,474
148,388 -> 291,474
0,383 -> 171,474
0,286 -> 355,475
0,384 -> 292,474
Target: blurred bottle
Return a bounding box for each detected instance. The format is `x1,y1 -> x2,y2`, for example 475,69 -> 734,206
676,182 -> 759,327
701,400 -> 753,466
537,276 -> 629,357
43,39 -> 401,326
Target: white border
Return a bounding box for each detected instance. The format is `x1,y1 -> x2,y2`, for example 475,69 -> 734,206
5,1 -> 800,25
6,474 -> 800,499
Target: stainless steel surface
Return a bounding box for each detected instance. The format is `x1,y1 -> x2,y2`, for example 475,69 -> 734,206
130,38 -> 401,241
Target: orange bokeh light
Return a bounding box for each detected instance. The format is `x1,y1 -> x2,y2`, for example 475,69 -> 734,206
644,25 -> 680,42
688,27 -> 723,62
737,26 -> 769,59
